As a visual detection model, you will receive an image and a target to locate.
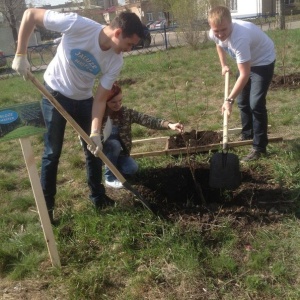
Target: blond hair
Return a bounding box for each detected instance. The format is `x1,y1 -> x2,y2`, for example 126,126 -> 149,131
208,6 -> 232,26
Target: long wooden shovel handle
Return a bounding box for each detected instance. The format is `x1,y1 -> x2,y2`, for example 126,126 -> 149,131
223,72 -> 230,150
27,72 -> 126,183
27,72 -> 154,213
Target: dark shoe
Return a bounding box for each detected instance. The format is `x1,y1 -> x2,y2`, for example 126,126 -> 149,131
241,148 -> 266,162
95,195 -> 116,210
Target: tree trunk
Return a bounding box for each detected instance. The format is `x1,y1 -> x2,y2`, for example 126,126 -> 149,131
277,0 -> 285,30
8,7 -> 18,49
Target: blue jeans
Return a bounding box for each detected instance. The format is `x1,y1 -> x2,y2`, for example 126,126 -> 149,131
103,138 -> 138,181
237,61 -> 275,152
41,84 -> 105,211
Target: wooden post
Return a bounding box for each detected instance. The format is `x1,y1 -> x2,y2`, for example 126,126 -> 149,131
19,137 -> 61,268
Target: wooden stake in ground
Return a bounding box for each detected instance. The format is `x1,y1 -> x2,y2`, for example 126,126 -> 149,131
20,137 -> 61,268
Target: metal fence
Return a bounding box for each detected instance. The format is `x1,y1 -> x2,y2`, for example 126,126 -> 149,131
0,27 -> 200,80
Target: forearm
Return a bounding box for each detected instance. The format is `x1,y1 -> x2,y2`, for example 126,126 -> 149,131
228,62 -> 251,100
162,120 -> 170,129
92,85 -> 111,133
91,100 -> 106,133
216,45 -> 227,68
228,76 -> 248,100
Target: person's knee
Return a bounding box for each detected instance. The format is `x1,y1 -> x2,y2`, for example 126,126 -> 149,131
104,139 -> 122,153
126,161 -> 138,175
131,163 -> 139,174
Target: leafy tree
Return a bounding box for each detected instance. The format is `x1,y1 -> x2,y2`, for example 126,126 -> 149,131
152,0 -> 225,48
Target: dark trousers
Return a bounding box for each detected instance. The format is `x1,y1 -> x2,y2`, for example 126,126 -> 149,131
237,60 -> 275,152
40,84 -> 105,211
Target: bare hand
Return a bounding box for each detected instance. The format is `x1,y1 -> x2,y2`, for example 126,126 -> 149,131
221,102 -> 232,116
221,66 -> 230,76
169,122 -> 184,132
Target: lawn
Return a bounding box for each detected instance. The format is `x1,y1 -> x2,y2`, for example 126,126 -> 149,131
1,26 -> 300,300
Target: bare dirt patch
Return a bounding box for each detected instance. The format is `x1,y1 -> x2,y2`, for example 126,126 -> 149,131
110,158 -> 292,227
270,73 -> 300,89
108,130 -> 292,229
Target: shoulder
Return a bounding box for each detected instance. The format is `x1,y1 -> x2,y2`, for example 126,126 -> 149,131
122,106 -> 133,115
45,10 -> 78,21
44,10 -> 80,29
232,19 -> 258,32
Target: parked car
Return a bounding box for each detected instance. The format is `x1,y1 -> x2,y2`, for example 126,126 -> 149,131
149,20 -> 161,29
133,24 -> 151,49
155,20 -> 167,29
0,50 -> 7,68
146,21 -> 154,29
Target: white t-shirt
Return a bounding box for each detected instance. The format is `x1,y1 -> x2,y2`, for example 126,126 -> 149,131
43,10 -> 123,100
209,19 -> 275,66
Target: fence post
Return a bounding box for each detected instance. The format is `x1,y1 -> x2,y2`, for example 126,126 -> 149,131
164,26 -> 168,50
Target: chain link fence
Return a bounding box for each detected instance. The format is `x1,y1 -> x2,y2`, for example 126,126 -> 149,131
0,15 -> 293,80
0,26 -> 209,80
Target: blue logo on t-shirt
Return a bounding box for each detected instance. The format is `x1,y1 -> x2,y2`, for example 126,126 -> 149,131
70,49 -> 101,75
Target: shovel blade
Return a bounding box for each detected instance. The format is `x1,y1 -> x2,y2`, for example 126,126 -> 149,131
122,181 -> 155,214
209,152 -> 241,189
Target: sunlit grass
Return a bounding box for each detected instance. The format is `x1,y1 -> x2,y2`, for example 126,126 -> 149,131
1,28 -> 300,299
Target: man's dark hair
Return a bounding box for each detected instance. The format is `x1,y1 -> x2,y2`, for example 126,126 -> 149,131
110,12 -> 145,39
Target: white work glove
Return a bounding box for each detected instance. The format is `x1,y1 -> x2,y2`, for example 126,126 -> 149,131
12,54 -> 30,80
88,133 -> 103,156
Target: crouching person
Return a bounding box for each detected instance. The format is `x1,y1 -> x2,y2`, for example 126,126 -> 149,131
103,82 -> 184,189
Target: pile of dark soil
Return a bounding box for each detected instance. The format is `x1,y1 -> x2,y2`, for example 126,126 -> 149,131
168,130 -> 221,149
107,157 -> 293,227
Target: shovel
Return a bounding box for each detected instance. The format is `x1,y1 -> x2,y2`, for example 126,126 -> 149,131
209,72 -> 241,189
27,72 -> 155,214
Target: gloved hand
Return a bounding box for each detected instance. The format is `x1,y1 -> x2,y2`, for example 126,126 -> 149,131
12,54 -> 30,80
88,133 -> 103,156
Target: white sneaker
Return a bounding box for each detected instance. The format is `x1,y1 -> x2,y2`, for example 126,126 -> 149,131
105,179 -> 124,189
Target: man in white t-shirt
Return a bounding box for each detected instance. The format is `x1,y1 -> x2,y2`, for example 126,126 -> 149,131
12,8 -> 144,224
208,6 -> 276,162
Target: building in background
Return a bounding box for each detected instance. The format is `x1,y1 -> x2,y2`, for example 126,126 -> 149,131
86,0 -> 118,9
121,0 -> 299,24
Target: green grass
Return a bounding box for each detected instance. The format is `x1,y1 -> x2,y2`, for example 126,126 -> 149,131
1,27 -> 300,299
